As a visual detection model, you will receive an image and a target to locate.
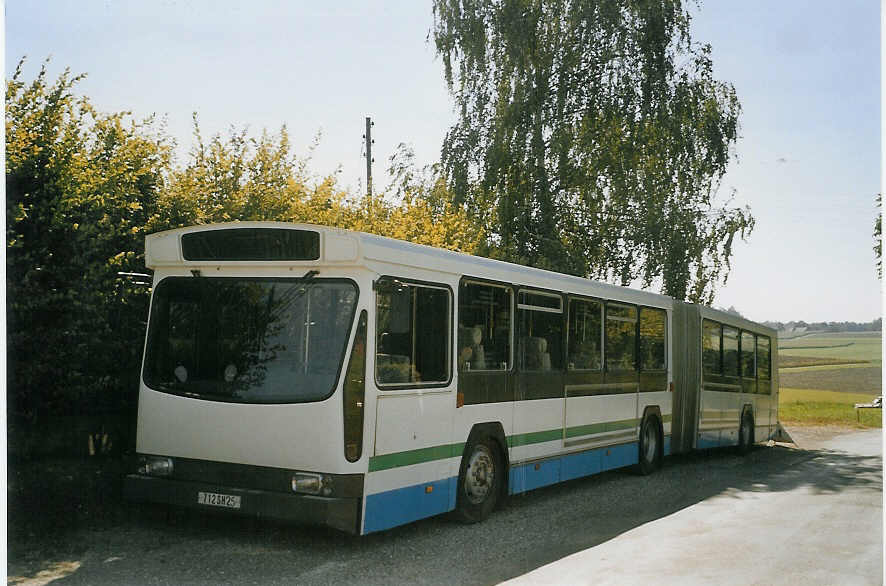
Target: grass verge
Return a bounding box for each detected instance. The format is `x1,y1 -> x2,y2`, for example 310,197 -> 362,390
779,387 -> 882,428
778,355 -> 868,369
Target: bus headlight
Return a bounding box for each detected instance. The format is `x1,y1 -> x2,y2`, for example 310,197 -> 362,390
291,472 -> 333,496
137,455 -> 174,477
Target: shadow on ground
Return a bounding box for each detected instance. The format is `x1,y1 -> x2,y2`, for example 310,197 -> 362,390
8,433 -> 882,586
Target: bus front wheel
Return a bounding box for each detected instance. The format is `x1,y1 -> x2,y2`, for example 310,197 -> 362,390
454,436 -> 502,523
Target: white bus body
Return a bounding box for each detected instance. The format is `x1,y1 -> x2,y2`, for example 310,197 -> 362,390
125,222 -> 778,534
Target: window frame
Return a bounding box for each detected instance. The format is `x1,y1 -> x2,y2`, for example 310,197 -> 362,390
756,334 -> 772,382
740,330 -> 756,379
373,276 -> 454,390
517,289 -> 563,313
142,276 -> 360,405
604,301 -> 639,373
457,277 -> 515,373
721,325 -> 740,378
566,295 -> 604,372
516,286 -> 565,372
638,306 -> 668,373
701,319 -> 723,376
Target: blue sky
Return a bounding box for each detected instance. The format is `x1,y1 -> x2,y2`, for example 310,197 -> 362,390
5,1 -> 881,323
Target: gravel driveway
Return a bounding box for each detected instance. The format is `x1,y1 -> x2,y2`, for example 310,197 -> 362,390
8,426 -> 881,585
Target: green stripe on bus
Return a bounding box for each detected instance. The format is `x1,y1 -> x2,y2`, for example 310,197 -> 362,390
564,418 -> 638,439
368,442 -> 465,472
369,412 -> 672,472
506,428 -> 563,447
369,427 -> 568,472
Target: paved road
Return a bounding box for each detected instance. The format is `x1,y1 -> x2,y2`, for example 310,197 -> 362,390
8,427 -> 882,585
504,427 -> 883,585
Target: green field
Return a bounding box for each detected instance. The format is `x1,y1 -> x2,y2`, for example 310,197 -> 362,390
779,355 -> 867,369
779,332 -> 882,364
779,388 -> 882,428
779,365 -> 881,395
777,332 -> 882,428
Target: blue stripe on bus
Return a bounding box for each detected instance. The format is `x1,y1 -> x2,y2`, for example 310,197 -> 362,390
663,435 -> 671,457
363,477 -> 457,534
509,442 -> 638,494
697,431 -> 721,450
363,441 -> 648,533
511,457 -> 562,492
508,442 -> 639,495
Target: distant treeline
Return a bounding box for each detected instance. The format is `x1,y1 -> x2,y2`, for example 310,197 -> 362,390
763,318 -> 881,334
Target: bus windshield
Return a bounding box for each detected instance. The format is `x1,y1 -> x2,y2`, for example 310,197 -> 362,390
143,277 -> 358,404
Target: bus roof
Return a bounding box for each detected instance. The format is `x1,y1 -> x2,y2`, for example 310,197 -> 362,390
147,221 -> 760,314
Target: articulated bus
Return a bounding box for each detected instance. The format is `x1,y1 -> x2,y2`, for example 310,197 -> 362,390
124,222 -> 780,534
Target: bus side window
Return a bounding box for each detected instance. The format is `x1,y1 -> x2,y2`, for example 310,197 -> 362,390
517,291 -> 563,372
375,279 -> 451,386
458,281 -> 512,371
568,298 -> 602,370
722,326 -> 739,377
639,307 -> 666,371
740,331 -> 755,379
702,319 -> 721,375
756,335 -> 771,387
605,303 -> 637,371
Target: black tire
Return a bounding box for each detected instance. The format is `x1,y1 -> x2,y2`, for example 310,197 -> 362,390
638,414 -> 662,476
738,412 -> 755,455
454,435 -> 502,523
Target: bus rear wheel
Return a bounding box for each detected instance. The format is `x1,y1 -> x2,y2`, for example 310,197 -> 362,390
638,415 -> 662,475
454,436 -> 502,523
738,413 -> 755,455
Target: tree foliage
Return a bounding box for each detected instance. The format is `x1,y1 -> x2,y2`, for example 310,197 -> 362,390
154,122 -> 485,252
432,0 -> 753,302
6,59 -> 483,425
6,58 -> 171,421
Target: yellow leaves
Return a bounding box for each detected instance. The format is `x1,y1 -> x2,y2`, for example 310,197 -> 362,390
339,193 -> 483,254
154,123 -> 486,255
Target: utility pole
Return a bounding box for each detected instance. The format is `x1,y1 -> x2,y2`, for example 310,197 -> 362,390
364,116 -> 374,197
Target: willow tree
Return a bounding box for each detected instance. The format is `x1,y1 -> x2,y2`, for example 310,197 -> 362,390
432,0 -> 753,303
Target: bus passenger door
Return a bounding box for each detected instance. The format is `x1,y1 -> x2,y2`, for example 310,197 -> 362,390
365,277 -> 455,532
562,367 -> 605,456
510,289 -> 565,493
599,303 -> 641,464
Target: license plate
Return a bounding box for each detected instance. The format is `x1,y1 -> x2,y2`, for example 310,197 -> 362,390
197,491 -> 242,509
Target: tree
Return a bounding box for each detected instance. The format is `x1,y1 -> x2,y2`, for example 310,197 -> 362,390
6,58 -> 484,433
432,0 -> 753,303
381,143 -> 486,252
156,123 -> 485,253
6,58 -> 171,423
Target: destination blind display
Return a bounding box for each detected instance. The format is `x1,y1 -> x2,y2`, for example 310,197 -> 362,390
181,228 -> 320,261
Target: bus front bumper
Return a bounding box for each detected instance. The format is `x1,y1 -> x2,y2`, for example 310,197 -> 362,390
124,474 -> 361,534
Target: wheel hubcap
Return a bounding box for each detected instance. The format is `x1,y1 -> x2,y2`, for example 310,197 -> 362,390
465,445 -> 494,505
